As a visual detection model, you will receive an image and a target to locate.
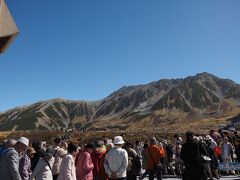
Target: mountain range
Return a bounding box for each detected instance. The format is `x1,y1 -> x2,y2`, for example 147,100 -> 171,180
1,72 -> 240,131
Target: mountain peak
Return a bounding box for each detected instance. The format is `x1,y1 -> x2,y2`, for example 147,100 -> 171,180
0,73 -> 240,131
195,72 -> 217,79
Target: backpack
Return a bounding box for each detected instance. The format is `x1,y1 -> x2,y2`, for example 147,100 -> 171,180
127,148 -> 136,172
127,156 -> 133,171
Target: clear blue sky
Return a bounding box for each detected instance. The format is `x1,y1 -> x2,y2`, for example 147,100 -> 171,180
1,0 -> 240,112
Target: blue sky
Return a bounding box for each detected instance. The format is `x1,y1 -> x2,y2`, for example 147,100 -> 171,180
0,0 -> 240,112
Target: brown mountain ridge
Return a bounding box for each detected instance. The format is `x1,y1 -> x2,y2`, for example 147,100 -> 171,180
1,72 -> 240,131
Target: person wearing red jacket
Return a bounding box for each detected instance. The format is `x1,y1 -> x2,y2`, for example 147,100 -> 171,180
91,140 -> 107,180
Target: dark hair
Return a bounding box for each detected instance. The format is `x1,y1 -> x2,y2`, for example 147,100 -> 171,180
223,131 -> 229,136
125,141 -> 133,148
210,130 -> 215,133
103,139 -> 108,144
68,143 -> 78,153
54,137 -> 61,144
176,141 -> 181,145
186,130 -> 194,141
174,134 -> 179,138
32,140 -> 42,150
85,143 -> 95,150
95,140 -> 104,148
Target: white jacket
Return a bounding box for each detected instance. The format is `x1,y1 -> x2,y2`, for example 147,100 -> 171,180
104,147 -> 128,178
29,157 -> 54,180
52,146 -> 67,175
57,154 -> 76,180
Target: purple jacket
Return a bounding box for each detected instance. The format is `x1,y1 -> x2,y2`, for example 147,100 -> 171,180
19,154 -> 31,180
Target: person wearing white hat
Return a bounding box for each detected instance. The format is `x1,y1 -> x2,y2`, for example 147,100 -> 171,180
17,137 -> 29,147
205,135 -> 220,179
104,136 -> 128,180
205,135 -> 217,150
0,136 -> 29,180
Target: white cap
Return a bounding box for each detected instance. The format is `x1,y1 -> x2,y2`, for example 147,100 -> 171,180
113,136 -> 125,145
205,135 -> 212,141
17,137 -> 29,147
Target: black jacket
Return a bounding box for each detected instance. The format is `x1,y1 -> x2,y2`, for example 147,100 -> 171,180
127,148 -> 141,176
180,140 -> 208,180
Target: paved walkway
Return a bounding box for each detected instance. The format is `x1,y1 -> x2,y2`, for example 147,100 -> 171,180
141,175 -> 240,179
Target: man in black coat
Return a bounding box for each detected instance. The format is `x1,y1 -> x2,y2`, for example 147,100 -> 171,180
180,131 -> 208,180
125,142 -> 142,180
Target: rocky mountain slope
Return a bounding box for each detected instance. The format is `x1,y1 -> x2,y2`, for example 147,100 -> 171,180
1,72 -> 240,131
0,99 -> 96,130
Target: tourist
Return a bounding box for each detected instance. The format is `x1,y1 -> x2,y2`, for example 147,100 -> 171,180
52,138 -> 68,180
141,142 -> 149,179
29,148 -> 55,180
31,140 -> 45,171
91,140 -> 107,180
162,140 -> 175,175
143,137 -> 164,180
0,138 -> 17,156
174,141 -> 184,176
0,137 -> 29,180
104,136 -> 128,180
134,140 -> 144,159
220,137 -> 235,175
19,147 -> 36,180
125,142 -> 141,180
76,143 -> 95,180
205,136 -> 219,179
57,143 -> 78,180
180,131 -> 208,180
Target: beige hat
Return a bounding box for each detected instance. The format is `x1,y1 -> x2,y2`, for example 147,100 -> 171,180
26,148 -> 36,155
17,137 -> 29,147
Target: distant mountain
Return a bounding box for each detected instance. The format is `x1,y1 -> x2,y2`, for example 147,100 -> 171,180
95,79 -> 181,117
0,99 -> 96,130
1,72 -> 240,131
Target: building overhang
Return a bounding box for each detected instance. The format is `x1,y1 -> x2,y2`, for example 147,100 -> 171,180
0,0 -> 19,54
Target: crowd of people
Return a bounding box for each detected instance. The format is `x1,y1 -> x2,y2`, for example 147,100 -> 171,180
0,129 -> 240,180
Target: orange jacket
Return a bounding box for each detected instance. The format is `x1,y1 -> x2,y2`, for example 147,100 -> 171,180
144,145 -> 165,170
